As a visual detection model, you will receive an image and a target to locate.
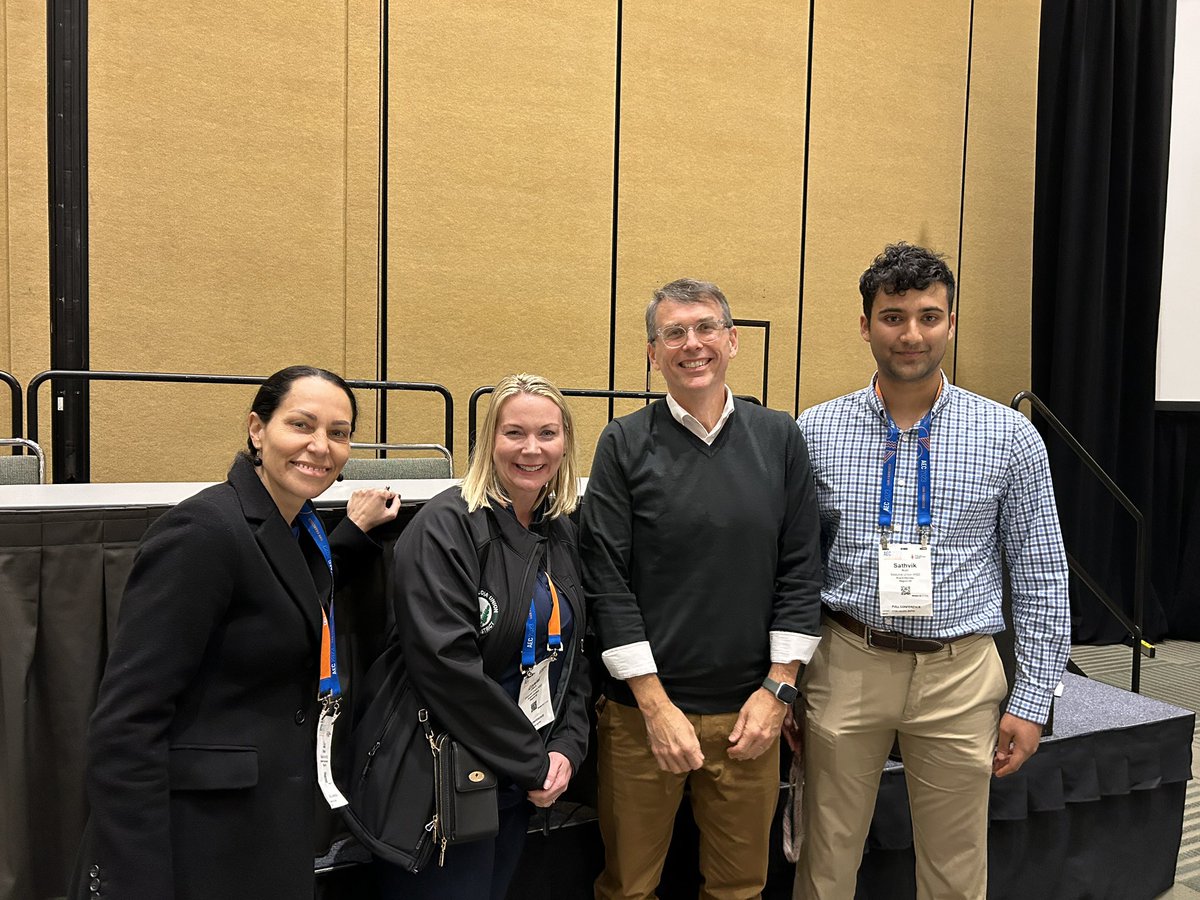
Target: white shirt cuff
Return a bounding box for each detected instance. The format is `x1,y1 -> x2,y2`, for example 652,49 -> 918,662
601,641 -> 658,680
771,630 -> 821,665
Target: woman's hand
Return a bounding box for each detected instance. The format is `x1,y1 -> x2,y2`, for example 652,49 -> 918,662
345,488 -> 400,532
527,751 -> 572,808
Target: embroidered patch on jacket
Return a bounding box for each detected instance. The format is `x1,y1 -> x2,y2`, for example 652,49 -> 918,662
478,589 -> 499,635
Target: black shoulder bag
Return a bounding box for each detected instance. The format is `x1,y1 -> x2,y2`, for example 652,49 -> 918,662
336,512 -> 501,871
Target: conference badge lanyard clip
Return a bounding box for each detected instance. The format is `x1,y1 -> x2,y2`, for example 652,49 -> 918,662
876,389 -> 935,618
519,571 -> 562,729
298,504 -> 349,809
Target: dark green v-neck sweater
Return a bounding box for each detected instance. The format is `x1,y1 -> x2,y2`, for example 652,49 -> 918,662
580,399 -> 823,713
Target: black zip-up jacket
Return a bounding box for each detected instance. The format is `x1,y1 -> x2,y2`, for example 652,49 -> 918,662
389,486 -> 589,790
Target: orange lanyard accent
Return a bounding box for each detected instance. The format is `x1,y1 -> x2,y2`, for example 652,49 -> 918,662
320,607 -> 333,682
547,575 -> 562,644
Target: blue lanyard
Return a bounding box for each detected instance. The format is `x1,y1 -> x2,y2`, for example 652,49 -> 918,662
521,572 -> 563,672
877,392 -> 935,549
297,503 -> 341,703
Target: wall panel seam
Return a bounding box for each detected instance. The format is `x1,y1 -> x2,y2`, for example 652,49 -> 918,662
953,0 -> 976,385
606,0 -> 622,417
376,0 -> 389,440
794,0 -> 815,418
343,0 -> 351,376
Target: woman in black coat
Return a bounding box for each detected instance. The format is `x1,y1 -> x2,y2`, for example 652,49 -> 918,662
73,366 -> 398,900
374,373 -> 590,900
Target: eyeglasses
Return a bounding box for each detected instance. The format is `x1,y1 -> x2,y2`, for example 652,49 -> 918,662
653,320 -> 731,349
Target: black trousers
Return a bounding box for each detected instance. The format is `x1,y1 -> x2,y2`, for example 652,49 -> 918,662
374,800 -> 532,900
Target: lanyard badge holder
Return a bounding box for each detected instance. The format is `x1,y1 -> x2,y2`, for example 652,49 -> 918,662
876,395 -> 935,618
518,571 -> 562,729
298,503 -> 350,808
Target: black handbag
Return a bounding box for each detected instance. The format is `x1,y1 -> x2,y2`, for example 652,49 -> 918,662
337,648 -> 500,871
336,512 -> 502,872
425,719 -> 499,865
336,642 -> 439,872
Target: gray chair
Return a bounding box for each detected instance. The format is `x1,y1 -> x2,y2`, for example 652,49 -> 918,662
0,438 -> 46,484
341,443 -> 453,480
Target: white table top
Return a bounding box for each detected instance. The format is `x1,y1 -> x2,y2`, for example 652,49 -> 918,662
0,479 -> 461,511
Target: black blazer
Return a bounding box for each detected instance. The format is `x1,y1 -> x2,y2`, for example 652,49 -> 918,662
73,454 -> 379,900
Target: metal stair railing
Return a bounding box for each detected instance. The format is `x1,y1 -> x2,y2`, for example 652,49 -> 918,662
1011,390 -> 1152,693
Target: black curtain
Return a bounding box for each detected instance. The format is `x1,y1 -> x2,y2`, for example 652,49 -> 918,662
1151,411 -> 1200,638
1032,0 -> 1176,643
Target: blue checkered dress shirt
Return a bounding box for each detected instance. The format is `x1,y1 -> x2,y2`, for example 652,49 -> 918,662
797,374 -> 1070,723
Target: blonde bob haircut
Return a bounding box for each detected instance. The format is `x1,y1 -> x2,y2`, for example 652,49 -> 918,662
461,373 -> 580,519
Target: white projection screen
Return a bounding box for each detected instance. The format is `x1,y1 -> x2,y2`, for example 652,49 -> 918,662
1157,0 -> 1200,404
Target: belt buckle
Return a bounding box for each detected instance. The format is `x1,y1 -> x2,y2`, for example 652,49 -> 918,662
864,626 -> 884,650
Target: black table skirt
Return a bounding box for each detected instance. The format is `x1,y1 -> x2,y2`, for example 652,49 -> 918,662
861,678 -> 1193,899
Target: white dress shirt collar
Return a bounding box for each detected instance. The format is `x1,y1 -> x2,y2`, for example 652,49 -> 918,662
665,387 -> 735,445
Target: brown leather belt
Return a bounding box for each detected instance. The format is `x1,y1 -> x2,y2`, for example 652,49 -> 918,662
826,608 -> 959,653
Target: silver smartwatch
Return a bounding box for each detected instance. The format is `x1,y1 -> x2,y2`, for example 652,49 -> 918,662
762,676 -> 798,704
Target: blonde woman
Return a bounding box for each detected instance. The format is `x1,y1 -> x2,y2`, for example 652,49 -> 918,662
375,373 -> 589,899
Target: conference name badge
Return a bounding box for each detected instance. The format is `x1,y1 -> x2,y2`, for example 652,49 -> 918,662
877,544 -> 933,617
316,706 -> 349,809
518,658 -> 555,729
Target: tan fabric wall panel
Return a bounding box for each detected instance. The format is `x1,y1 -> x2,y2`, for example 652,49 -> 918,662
798,0 -> 972,409
385,1 -> 616,468
87,3 -> 377,481
614,0 -> 808,413
1,3 -> 9,385
955,0 -> 1040,405
6,3 -> 1040,481
4,3 -> 50,450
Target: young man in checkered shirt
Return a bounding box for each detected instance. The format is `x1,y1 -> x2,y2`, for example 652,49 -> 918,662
795,243 -> 1070,899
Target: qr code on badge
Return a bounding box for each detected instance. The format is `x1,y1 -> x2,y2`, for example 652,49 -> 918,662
900,585 -> 911,596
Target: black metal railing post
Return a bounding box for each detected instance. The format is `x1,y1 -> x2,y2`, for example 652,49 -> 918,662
1,371 -> 22,446
1012,390 -> 1149,693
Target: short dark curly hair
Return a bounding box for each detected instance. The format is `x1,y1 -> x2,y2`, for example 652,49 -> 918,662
859,243 -> 956,317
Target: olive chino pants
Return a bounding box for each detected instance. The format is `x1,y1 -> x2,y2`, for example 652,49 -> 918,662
595,698 -> 780,900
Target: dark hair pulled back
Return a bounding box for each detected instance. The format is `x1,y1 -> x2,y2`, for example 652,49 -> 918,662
244,365 -> 358,459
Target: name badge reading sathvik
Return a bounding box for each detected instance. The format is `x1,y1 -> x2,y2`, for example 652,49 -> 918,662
874,386 -> 938,619
878,544 -> 933,617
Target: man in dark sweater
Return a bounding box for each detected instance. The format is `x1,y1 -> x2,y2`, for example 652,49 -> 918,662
581,278 -> 824,899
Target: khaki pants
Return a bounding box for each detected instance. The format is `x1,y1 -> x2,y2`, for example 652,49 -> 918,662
595,698 -> 780,900
795,618 -> 1006,900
